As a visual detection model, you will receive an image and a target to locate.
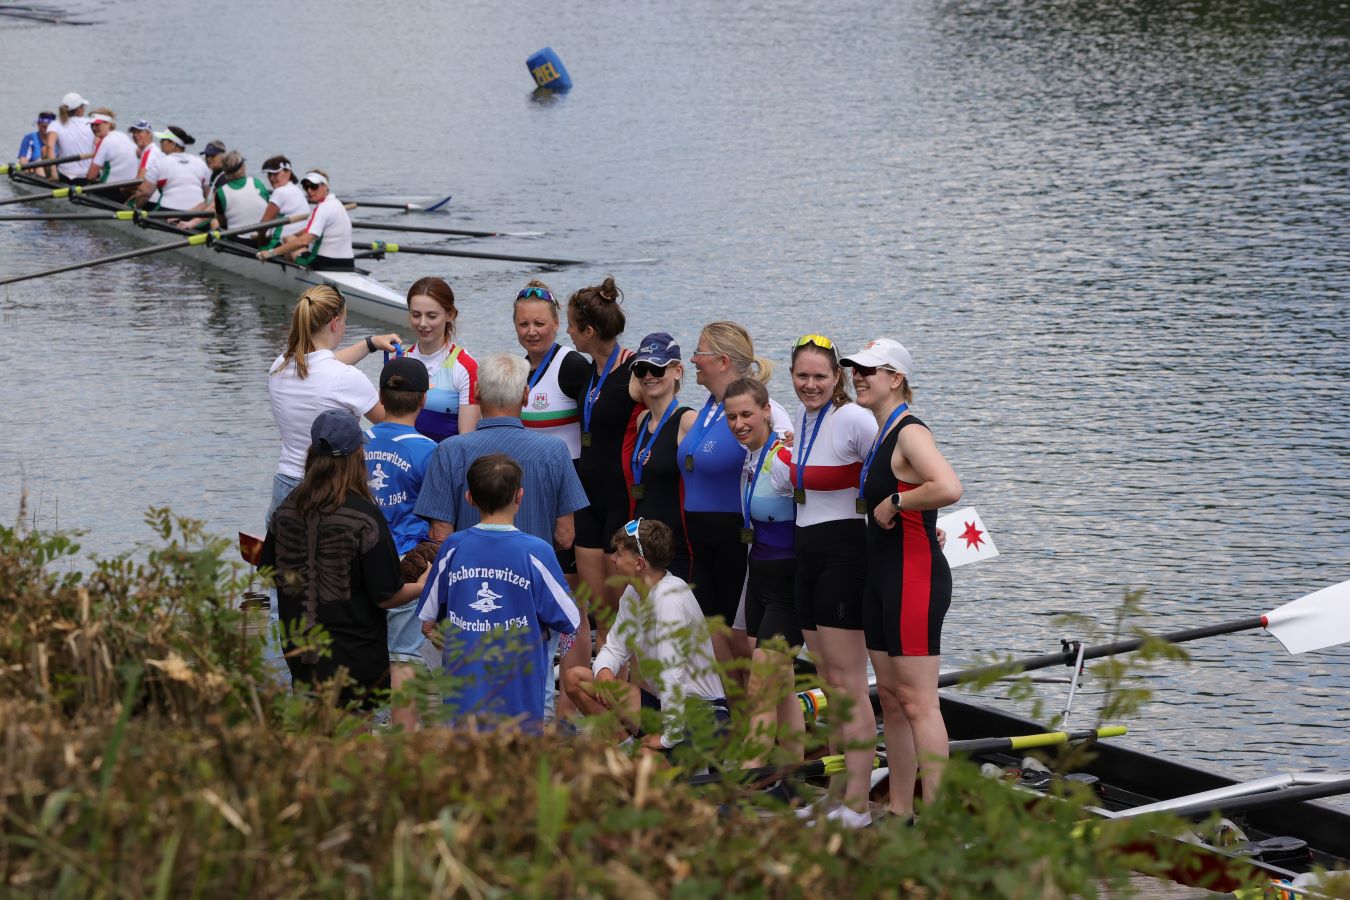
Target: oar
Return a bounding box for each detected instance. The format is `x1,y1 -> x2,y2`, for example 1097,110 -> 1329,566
0,179 -> 141,207
346,194 -> 452,212
0,209 -> 206,222
350,220 -> 542,239
949,725 -> 1126,755
0,208 -> 316,286
359,240 -> 582,267
1,152 -> 93,174
1112,776 -> 1350,821
940,578 -> 1350,688
685,753 -> 872,787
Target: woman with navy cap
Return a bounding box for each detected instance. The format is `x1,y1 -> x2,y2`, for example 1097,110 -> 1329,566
626,331 -> 695,580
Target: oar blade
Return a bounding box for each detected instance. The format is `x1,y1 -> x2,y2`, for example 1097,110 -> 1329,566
1263,578 -> 1350,654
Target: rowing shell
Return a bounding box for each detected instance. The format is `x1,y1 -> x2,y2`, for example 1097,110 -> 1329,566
1,171 -> 411,325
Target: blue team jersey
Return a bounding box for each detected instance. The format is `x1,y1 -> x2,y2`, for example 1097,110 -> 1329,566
18,131 -> 42,163
364,423 -> 437,554
417,526 -> 580,725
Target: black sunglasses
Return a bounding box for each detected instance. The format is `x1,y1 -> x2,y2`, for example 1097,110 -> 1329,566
850,364 -> 896,377
632,362 -> 673,379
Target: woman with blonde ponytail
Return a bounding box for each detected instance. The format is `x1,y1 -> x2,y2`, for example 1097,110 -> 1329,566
43,92 -> 94,184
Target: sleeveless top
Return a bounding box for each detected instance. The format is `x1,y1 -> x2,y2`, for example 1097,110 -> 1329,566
407,343 -> 479,442
575,352 -> 639,494
862,416 -> 946,563
522,345 -> 588,459
783,401 -> 877,529
215,176 -> 271,229
632,404 -> 692,557
679,394 -> 792,515
744,438 -> 795,561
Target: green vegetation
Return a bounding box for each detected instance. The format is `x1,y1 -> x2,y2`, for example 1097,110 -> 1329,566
0,506 -> 1317,897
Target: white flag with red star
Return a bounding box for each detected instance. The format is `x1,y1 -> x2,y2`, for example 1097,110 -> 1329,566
937,507 -> 998,569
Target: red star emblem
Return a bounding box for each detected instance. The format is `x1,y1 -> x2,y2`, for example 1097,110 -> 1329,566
960,521 -> 984,550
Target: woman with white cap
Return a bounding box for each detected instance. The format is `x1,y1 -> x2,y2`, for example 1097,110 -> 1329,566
43,92 -> 94,184
128,119 -> 161,178
132,126 -> 210,213
83,112 -> 140,189
258,169 -> 354,271
257,155 -> 310,249
843,337 -> 962,824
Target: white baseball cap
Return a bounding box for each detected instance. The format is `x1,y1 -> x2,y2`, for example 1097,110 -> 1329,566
61,92 -> 89,109
839,338 -> 913,376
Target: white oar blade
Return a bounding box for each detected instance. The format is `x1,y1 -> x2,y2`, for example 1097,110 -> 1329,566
1263,578 -> 1350,654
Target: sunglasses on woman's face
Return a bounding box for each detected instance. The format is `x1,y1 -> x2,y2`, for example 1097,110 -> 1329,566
851,364 -> 896,377
632,362 -> 672,379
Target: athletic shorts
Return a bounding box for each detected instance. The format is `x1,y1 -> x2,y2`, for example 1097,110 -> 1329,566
862,545 -> 951,657
573,488 -> 629,551
684,511 -> 749,623
794,520 -> 868,631
386,598 -> 426,663
555,545 -> 578,575
746,557 -> 802,648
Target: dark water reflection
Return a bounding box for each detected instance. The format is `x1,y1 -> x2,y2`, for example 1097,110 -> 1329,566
0,0 -> 1345,787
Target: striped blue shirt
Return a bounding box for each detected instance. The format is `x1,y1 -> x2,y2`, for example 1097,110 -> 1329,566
413,417 -> 589,543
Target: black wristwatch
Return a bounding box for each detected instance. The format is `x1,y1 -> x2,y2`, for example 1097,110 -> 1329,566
365,335 -> 376,353
890,492 -> 903,511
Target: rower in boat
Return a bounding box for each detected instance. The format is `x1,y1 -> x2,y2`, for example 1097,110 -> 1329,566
257,170 -> 355,271
179,140 -> 229,229
43,92 -> 94,185
257,155 -> 309,249
84,112 -> 140,195
132,126 -> 210,215
210,152 -> 271,247
17,111 -> 54,163
128,119 -> 161,177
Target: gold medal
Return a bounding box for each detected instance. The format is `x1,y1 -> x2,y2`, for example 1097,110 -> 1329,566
581,432 -> 592,448
793,488 -> 807,504
856,498 -> 868,516
739,527 -> 755,544
684,454 -> 694,472
629,484 -> 644,500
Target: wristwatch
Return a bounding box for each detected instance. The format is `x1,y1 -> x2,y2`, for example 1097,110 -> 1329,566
890,492 -> 903,511
365,335 -> 377,353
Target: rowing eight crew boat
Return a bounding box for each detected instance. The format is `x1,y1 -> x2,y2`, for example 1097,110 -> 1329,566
1,169 -> 411,325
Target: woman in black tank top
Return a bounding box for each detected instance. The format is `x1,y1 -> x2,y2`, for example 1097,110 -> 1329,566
627,332 -> 696,579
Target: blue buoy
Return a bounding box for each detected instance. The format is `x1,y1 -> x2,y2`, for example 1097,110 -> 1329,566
526,47 -> 573,92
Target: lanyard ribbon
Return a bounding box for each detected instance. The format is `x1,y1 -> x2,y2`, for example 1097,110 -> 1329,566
793,403 -> 832,494
582,344 -> 622,434
859,403 -> 908,499
527,343 -> 561,392
631,400 -> 678,485
683,395 -> 724,468
742,440 -> 775,531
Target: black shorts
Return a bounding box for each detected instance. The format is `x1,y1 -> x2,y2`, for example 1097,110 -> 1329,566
685,511 -> 748,623
862,542 -> 951,657
308,255 -> 356,271
554,545 -> 577,575
794,520 -> 868,631
746,557 -> 802,648
635,689 -> 731,749
573,488 -> 629,551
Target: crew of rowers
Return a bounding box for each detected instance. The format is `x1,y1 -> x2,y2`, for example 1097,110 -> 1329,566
14,91 -> 355,270
264,273 -> 964,828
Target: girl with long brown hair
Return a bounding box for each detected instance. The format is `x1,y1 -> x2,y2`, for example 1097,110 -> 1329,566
402,276 -> 480,441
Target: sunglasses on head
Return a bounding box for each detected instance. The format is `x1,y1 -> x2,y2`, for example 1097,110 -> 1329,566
516,286 -> 556,304
793,333 -> 836,353
851,364 -> 895,377
632,362 -> 672,379
623,518 -> 645,559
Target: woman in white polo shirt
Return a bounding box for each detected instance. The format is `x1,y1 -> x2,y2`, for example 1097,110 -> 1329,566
257,155 -> 309,249
132,126 -> 210,213
258,169 -> 354,271
43,91 -> 94,184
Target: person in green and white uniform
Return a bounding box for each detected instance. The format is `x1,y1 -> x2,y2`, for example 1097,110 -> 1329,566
257,169 -> 354,271
256,155 -> 309,250
211,151 -> 271,247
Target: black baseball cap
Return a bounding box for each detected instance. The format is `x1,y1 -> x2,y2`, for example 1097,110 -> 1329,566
380,357 -> 429,392
310,409 -> 365,457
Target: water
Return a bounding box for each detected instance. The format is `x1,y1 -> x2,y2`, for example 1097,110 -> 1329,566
2,0 -> 1347,788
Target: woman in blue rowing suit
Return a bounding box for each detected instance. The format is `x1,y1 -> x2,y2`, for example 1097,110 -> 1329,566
516,280 -> 589,458
845,338 -> 962,823
678,321 -> 791,685
403,276 -> 479,442
626,332 -> 694,580
725,377 -> 804,771
566,276 -> 641,641
783,334 -> 879,827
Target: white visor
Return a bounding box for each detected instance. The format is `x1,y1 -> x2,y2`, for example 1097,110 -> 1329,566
301,171 -> 328,186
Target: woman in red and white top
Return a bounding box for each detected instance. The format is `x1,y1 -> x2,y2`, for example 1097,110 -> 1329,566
83,112 -> 139,189
401,276 -> 479,442
132,126 -> 209,213
258,169 -> 354,271
515,280 -> 589,459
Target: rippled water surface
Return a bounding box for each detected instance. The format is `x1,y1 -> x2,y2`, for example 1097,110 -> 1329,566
2,0 -> 1347,785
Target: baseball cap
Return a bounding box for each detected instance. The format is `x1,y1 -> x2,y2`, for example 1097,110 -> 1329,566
128,119 -> 153,133
61,92 -> 89,109
200,139 -> 225,158
310,410 -> 365,457
839,338 -> 913,376
379,357 -> 429,392
633,331 -> 681,367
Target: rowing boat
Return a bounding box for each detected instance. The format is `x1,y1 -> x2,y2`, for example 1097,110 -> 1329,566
1,169 -> 411,325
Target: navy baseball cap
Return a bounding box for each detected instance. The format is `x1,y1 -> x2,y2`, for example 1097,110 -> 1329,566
633,332 -> 681,367
201,139 -> 226,158
380,357 -> 429,392
311,410 -> 365,456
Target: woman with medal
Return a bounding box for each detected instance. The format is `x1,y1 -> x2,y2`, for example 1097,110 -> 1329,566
677,321 -> 792,685
626,332 -> 695,580
724,377 -> 804,773
516,280 -> 590,458
844,338 -> 962,823
403,276 -> 479,442
782,334 -> 879,826
566,277 -> 641,641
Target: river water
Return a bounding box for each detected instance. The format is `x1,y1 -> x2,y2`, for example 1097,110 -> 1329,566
2,0 -> 1347,789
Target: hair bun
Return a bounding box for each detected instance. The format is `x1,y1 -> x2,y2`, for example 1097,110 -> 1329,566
598,275 -> 621,304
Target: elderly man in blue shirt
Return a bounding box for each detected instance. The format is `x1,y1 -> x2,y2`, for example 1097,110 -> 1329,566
414,352 -> 590,719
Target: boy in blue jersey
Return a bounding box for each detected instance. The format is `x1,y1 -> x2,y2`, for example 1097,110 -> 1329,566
418,453 -> 580,727
365,357 -> 437,730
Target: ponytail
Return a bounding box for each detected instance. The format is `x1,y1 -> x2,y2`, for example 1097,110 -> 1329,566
271,285 -> 346,379
701,321 -> 771,384
58,105 -> 72,125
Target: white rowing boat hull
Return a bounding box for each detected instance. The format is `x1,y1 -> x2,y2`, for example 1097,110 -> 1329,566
2,176 -> 410,326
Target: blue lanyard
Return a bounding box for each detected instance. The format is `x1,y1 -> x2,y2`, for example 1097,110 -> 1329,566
527,343 -> 561,392
631,400 -> 678,485
859,403 -> 908,498
793,403 -> 832,493
582,344 -> 621,434
742,440 -> 774,530
684,395 -> 724,463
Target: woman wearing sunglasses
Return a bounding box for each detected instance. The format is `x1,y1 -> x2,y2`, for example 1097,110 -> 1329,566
566,277 -> 640,641
515,280 -> 591,459
782,334 -> 879,827
626,332 -> 695,580
402,276 -> 479,442
843,338 -> 962,823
